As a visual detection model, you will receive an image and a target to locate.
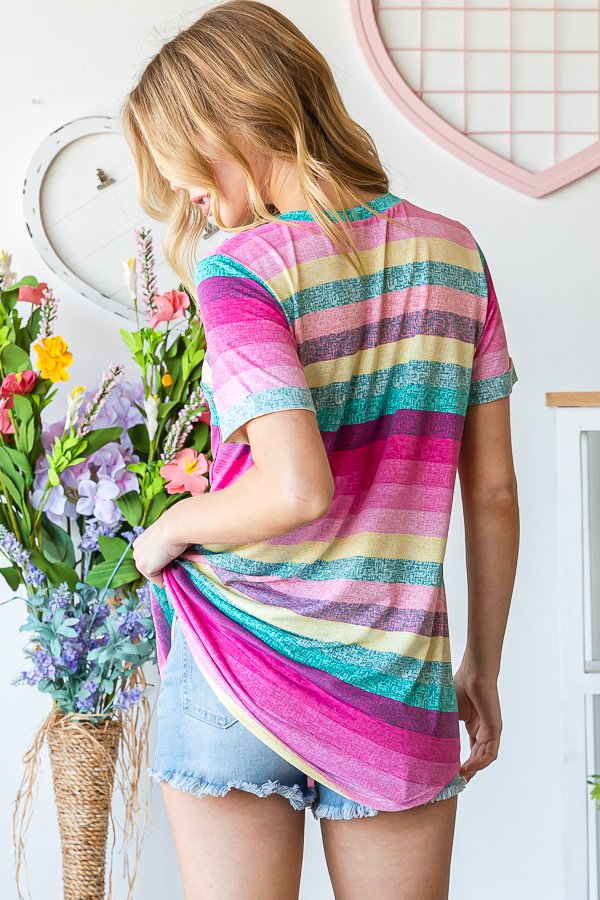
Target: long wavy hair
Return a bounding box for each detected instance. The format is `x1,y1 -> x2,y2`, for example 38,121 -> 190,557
121,0 -> 408,296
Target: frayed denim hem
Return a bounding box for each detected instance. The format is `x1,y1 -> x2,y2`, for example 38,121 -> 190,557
310,774 -> 468,820
146,766 -> 318,812
311,800 -> 380,821
425,774 -> 469,804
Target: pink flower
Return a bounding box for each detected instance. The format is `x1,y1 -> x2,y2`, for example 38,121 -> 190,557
148,289 -> 190,328
0,396 -> 15,435
1,369 -> 37,397
160,448 -> 210,495
18,282 -> 48,305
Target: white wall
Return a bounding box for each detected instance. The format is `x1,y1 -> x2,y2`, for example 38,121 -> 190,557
1,1 -> 598,897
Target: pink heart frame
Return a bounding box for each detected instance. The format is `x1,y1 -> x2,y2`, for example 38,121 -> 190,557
351,0 -> 600,197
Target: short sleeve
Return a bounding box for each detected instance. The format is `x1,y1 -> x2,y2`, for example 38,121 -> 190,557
195,253 -> 317,444
468,243 -> 518,405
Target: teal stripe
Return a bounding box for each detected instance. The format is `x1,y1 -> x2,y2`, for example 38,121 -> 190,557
282,260 -> 487,324
219,386 -> 316,442
317,382 -> 469,430
200,379 -> 219,426
195,253 -> 278,303
468,362 -> 518,405
314,359 -> 472,406
203,357 -> 477,432
192,550 -> 443,587
155,588 -> 174,629
176,560 -> 458,712
275,190 -> 402,223
202,370 -> 472,434
196,249 -> 486,329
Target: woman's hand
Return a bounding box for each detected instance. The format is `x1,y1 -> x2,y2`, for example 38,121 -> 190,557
454,665 -> 503,782
132,515 -> 189,588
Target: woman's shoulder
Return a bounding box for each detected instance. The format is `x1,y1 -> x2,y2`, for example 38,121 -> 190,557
195,220 -> 289,293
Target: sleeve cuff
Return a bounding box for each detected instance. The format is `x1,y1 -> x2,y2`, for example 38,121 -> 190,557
219,385 -> 317,444
468,359 -> 518,406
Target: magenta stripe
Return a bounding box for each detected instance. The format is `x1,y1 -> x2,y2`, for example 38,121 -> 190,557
165,566 -> 461,809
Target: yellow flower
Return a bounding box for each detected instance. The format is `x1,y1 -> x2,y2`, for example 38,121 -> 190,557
34,336 -> 74,382
161,372 -> 173,388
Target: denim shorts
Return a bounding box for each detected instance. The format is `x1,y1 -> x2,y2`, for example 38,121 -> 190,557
147,615 -> 468,820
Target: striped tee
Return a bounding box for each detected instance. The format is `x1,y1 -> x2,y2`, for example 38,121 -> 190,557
150,191 -> 518,811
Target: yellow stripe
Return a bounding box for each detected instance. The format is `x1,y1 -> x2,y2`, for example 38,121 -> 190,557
186,561 -> 451,661
209,530 -> 446,565
305,333 -> 473,388
267,236 -> 482,300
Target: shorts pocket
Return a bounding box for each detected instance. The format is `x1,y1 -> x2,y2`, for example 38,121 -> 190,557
180,628 -> 238,728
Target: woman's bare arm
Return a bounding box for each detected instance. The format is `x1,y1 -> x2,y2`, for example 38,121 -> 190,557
457,395 -> 520,678
454,395 -> 519,779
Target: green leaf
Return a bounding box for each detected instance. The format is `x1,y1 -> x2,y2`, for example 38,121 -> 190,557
0,449 -> 26,507
3,445 -> 33,481
0,565 -> 21,590
165,335 -> 183,359
128,423 -> 150,455
29,548 -> 78,590
24,417 -> 36,454
126,462 -> 147,476
146,492 -> 170,522
41,513 -> 76,567
98,535 -> 130,561
1,343 -> 32,373
119,328 -> 142,355
11,392 -> 33,424
115,490 -> 143,526
86,558 -> 140,589
80,426 -> 122,456
188,421 -> 210,452
0,276 -> 38,309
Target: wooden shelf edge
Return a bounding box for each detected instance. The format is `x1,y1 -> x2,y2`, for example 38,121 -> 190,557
546,392 -> 600,407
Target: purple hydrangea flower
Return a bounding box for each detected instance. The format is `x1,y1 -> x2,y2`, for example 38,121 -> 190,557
114,686 -> 147,711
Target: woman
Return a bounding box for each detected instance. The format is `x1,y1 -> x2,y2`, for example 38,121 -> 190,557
123,2 -> 520,897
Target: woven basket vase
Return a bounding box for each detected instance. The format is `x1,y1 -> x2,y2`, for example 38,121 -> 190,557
46,712 -> 122,900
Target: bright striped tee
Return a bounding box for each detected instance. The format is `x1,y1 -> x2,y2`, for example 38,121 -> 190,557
150,191 -> 518,811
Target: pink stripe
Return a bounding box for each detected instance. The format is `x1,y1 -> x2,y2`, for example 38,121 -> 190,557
165,565 -> 461,810
227,199 -> 477,281
179,551 -> 445,612
296,283 -> 484,341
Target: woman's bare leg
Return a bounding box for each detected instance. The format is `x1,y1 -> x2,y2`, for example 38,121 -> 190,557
319,795 -> 458,900
161,783 -> 306,900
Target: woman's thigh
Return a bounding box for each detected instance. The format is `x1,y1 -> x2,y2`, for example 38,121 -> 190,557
161,784 -> 306,900
148,616 -> 315,899
319,794 -> 459,900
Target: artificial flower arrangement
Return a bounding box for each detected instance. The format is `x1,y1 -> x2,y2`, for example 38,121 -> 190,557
0,229 -> 211,900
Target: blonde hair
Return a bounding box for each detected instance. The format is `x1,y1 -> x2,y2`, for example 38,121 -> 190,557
121,0 -> 408,296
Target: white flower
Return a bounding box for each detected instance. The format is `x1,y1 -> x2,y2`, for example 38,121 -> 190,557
64,385 -> 86,431
123,257 -> 137,300
144,393 -> 159,442
0,249 -> 17,289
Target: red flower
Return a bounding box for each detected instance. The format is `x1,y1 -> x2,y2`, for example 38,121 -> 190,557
149,290 -> 190,328
0,397 -> 15,435
18,283 -> 48,305
1,369 -> 37,397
